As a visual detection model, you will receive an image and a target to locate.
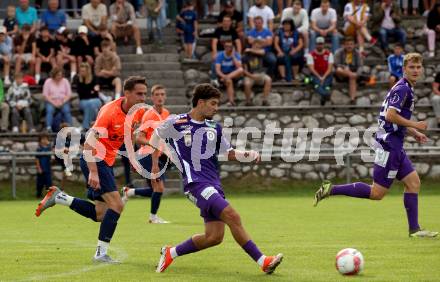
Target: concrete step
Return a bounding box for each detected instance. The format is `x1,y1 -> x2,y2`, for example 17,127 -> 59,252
121,62 -> 181,71
117,45 -> 179,55
122,70 -> 183,79
119,53 -> 180,62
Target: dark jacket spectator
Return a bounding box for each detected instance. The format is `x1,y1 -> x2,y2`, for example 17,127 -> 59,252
426,3 -> 440,58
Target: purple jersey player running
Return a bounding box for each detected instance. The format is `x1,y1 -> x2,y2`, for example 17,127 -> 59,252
314,53 -> 438,238
143,83 -> 283,274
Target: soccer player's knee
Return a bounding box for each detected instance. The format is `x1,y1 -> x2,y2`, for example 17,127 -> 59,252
370,189 -> 385,200
206,234 -> 223,246
224,209 -> 241,225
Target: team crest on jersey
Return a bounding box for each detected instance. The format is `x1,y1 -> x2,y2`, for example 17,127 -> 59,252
206,129 -> 216,141
390,93 -> 400,104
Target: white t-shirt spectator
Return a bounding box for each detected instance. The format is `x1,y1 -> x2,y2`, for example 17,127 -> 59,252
281,8 -> 309,33
248,5 -> 275,29
310,7 -> 337,30
82,3 -> 108,27
343,2 -> 370,30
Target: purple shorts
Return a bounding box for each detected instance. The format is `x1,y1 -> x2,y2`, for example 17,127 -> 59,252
184,182 -> 229,223
373,145 -> 414,188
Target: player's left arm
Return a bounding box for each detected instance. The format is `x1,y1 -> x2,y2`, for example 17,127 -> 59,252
407,127 -> 429,144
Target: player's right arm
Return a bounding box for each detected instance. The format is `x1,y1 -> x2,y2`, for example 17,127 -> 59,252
385,108 -> 427,131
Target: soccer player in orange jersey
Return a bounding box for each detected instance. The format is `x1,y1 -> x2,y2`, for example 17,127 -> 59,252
122,85 -> 171,224
35,76 -> 147,263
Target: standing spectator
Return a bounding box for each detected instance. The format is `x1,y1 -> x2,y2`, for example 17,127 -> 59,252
243,41 -> 272,106
247,16 -> 277,77
387,43 -> 404,87
43,67 -> 73,132
370,0 -> 405,54
310,0 -> 339,53
93,25 -> 116,56
307,37 -> 334,105
76,63 -> 102,130
16,0 -> 38,33
402,0 -> 419,16
55,27 -> 77,81
343,0 -> 377,54
13,25 -> 36,76
35,27 -> 56,84
422,0 -> 436,16
0,78 -> 9,132
144,0 -> 164,44
6,73 -> 34,133
334,37 -> 363,104
215,40 -> 243,106
248,0 -> 275,31
94,39 -> 122,99
36,134 -> 52,198
432,72 -> 440,128
281,0 -> 309,53
40,0 -> 67,34
217,1 -> 244,39
426,3 -> 440,58
176,1 -> 198,59
0,27 -> 12,86
3,5 -> 19,38
82,0 -> 108,36
110,0 -> 143,55
74,25 -> 95,69
274,19 -> 304,82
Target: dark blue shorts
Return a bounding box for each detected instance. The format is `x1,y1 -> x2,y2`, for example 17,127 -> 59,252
80,156 -> 117,202
37,171 -> 52,189
139,154 -> 168,186
183,31 -> 195,44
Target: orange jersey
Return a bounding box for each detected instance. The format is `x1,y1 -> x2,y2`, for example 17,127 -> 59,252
90,98 -> 144,166
138,107 -> 170,155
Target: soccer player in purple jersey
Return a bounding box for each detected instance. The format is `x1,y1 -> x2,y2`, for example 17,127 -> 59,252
314,53 -> 438,238
141,83 -> 283,274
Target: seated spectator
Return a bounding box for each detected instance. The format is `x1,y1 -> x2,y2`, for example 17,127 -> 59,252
110,0 -> 143,55
370,0 -> 406,54
281,0 -> 309,53
426,3 -> 440,58
307,37 -> 334,105
16,0 -> 38,33
215,40 -> 243,106
387,43 -> 404,88
5,73 -> 34,133
74,25 -> 95,69
432,72 -> 440,128
43,67 -> 72,132
35,26 -> 56,84
0,27 -> 12,86
0,78 -> 9,132
55,27 -> 77,81
343,0 -> 377,54
93,25 -> 116,56
82,0 -> 108,36
144,0 -> 164,44
248,0 -> 275,31
176,1 -> 198,59
94,39 -> 122,99
274,19 -> 304,82
76,63 -> 102,130
247,16 -> 277,77
13,25 -> 36,77
243,42 -> 272,106
211,15 -> 241,82
36,133 -> 52,198
217,1 -> 244,39
334,37 -> 363,104
40,0 -> 67,35
3,5 -> 18,38
310,0 -> 339,53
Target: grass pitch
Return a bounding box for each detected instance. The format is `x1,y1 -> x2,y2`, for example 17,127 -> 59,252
0,182 -> 439,281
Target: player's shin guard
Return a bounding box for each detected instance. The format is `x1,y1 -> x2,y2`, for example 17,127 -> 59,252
242,240 -> 264,263
98,209 -> 120,243
175,238 -> 199,256
70,198 -> 97,222
404,193 -> 420,232
151,192 -> 162,215
134,188 -> 153,197
330,182 -> 371,199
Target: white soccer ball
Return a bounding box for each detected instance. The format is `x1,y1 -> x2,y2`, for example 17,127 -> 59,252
335,248 -> 364,275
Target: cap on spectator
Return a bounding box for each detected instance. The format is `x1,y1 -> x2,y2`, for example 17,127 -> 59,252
316,37 -> 325,44
224,0 -> 234,7
57,26 -> 66,34
78,25 -> 88,34
0,26 -> 6,34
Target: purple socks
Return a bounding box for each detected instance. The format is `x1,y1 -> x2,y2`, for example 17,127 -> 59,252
175,238 -> 199,256
242,240 -> 263,262
330,182 -> 372,199
404,193 -> 420,232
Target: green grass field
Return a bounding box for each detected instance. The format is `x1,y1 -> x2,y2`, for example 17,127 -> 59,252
1,180 -> 439,282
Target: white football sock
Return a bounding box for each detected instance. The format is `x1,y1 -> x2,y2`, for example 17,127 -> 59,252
55,192 -> 74,206
95,240 -> 109,257
170,247 -> 178,259
127,189 -> 135,197
150,213 -> 157,219
257,255 -> 266,267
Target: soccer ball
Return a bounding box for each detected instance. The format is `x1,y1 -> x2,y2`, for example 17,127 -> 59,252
335,248 -> 364,275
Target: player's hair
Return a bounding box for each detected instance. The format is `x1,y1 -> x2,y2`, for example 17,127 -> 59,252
151,84 -> 166,95
100,38 -> 112,48
403,53 -> 423,67
123,76 -> 148,92
192,83 -> 222,107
